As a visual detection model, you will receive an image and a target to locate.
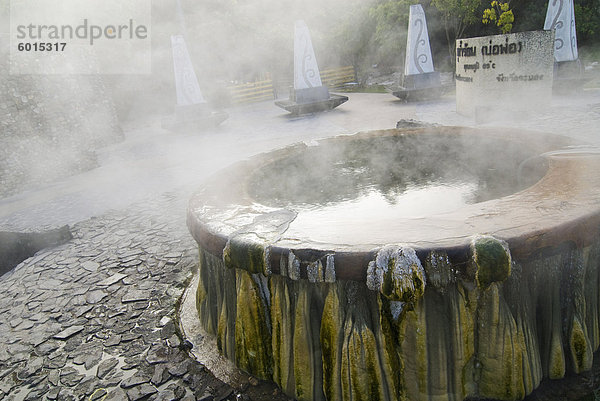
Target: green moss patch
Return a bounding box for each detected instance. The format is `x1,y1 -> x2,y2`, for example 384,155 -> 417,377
472,236 -> 511,289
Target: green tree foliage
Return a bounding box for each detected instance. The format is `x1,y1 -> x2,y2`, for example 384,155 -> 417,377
510,0 -> 546,32
368,0 -> 418,67
431,0 -> 481,59
482,1 -> 515,34
574,0 -> 600,44
329,2 -> 378,78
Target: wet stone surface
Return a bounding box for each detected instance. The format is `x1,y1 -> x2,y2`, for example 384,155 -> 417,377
0,191 -> 292,401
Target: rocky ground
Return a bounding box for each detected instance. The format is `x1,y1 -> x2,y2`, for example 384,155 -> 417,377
0,190 -> 292,401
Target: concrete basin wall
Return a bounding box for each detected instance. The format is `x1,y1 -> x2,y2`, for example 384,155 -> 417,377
188,127 -> 600,400
193,238 -> 600,401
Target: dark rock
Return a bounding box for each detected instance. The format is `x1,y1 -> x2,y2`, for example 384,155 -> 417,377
152,388 -> 178,401
35,340 -> 59,357
151,364 -> 171,386
23,386 -> 48,401
104,387 -> 128,401
214,387 -> 233,401
46,353 -> 67,369
102,370 -> 124,386
120,332 -> 142,343
53,325 -> 84,340
168,383 -> 186,400
97,358 -> 119,379
126,383 -> 158,400
90,388 -> 108,400
121,289 -> 149,303
120,373 -> 150,389
166,334 -> 181,348
75,375 -> 100,398
60,370 -> 85,387
97,273 -> 127,287
160,321 -> 176,339
168,361 -> 189,377
104,334 -> 122,347
196,392 -> 214,401
18,357 -> 44,378
0,226 -> 72,275
395,119 -> 439,129
47,369 -> 60,386
146,344 -> 170,365
46,386 -> 61,400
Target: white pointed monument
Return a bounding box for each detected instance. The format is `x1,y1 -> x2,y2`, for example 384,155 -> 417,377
404,4 -> 435,76
171,35 -> 207,106
275,20 -> 348,115
162,0 -> 227,131
294,20 -> 324,90
543,0 -> 584,92
544,0 -> 578,62
393,4 -> 442,101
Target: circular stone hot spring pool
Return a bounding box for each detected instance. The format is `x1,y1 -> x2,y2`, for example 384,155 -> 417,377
187,126 -> 600,401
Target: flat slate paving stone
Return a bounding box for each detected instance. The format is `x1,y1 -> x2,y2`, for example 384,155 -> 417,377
97,357 -> 119,379
53,325 -> 84,340
126,383 -> 158,400
97,273 -> 127,287
81,261 -> 100,272
120,372 -> 150,389
86,290 -> 107,304
121,289 -> 149,303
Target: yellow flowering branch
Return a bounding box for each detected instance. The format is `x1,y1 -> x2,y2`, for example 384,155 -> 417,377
482,1 -> 514,34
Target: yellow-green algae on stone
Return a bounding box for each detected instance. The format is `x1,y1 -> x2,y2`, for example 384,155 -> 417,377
293,283 -> 318,400
475,284 -> 529,400
366,246 -> 426,303
194,237 -> 600,401
471,236 -> 511,289
223,235 -> 270,275
320,285 -> 344,401
234,269 -> 272,380
270,275 -> 295,394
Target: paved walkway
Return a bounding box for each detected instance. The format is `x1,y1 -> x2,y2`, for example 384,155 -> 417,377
1,91 -> 600,401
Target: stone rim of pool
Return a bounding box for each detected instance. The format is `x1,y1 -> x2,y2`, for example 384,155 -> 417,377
186,126 -> 600,401
187,126 -> 600,281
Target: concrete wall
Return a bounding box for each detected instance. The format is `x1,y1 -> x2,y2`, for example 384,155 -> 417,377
455,30 -> 554,118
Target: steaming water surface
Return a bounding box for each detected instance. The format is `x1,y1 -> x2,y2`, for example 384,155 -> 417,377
293,181 -> 479,223
248,133 -> 548,222
241,132 -> 551,245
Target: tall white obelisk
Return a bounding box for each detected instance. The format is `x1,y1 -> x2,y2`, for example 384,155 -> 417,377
171,35 -> 207,107
294,20 -> 323,90
404,4 -> 435,77
544,0 -> 578,62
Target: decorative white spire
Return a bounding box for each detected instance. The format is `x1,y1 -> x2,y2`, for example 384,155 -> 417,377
404,4 -> 435,76
171,34 -> 206,106
294,20 -> 323,90
544,0 -> 578,62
